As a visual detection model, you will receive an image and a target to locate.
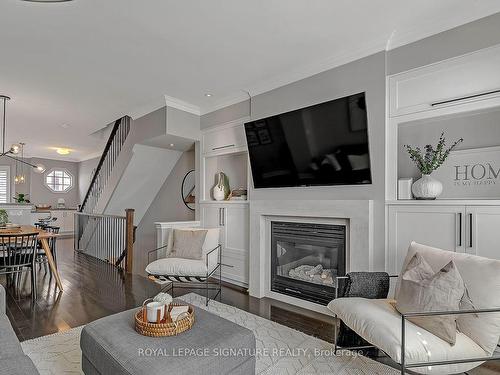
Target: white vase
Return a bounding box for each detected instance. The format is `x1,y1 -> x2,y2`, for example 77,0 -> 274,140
212,185 -> 225,201
411,174 -> 443,200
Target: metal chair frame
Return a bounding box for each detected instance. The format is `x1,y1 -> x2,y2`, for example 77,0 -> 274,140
0,232 -> 39,300
332,275 -> 500,374
147,244 -> 222,306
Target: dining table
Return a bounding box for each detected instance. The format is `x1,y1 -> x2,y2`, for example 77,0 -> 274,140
0,225 -> 63,292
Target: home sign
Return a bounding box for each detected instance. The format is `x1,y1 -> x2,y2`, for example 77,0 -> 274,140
433,146 -> 500,199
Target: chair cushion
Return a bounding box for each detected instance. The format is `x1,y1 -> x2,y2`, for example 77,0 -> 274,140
396,253 -> 466,345
169,229 -> 207,260
146,257 -> 213,277
328,298 -> 487,375
396,242 -> 500,355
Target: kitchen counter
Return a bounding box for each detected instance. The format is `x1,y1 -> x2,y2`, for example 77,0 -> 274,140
0,204 -> 75,235
35,208 -> 78,213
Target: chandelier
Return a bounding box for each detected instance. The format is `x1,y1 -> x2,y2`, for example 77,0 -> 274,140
0,95 -> 46,173
14,142 -> 26,184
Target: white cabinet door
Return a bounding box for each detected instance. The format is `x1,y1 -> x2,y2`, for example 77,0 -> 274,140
202,122 -> 247,155
387,205 -> 465,274
50,210 -> 75,235
200,204 -> 224,245
389,45 -> 500,117
466,206 -> 500,260
220,204 -> 249,286
201,203 -> 249,286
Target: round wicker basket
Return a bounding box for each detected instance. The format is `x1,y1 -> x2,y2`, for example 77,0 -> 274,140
135,300 -> 194,337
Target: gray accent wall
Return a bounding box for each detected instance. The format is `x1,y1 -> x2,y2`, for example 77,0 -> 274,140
387,12 -> 500,75
398,107 -> 500,180
201,51 -> 387,271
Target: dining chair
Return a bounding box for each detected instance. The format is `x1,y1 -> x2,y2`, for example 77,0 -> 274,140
0,232 -> 39,300
36,226 -> 60,273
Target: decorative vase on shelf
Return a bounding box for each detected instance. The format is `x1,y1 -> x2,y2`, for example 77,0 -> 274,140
411,174 -> 443,200
405,132 -> 463,201
212,172 -> 229,201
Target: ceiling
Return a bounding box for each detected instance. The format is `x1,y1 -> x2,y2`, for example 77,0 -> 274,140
1,0 -> 500,161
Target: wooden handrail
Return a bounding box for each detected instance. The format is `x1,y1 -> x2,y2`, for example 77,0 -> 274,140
80,118 -> 122,213
125,208 -> 135,273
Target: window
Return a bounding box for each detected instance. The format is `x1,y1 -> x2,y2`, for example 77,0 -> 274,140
45,169 -> 73,192
0,166 -> 10,203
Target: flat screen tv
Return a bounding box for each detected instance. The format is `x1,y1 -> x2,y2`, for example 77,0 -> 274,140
244,92 -> 371,188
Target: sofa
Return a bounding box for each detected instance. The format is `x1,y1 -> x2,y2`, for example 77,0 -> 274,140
0,284 -> 39,375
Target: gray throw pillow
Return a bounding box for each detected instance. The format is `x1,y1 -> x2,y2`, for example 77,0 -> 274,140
396,252 -> 466,345
169,229 -> 208,260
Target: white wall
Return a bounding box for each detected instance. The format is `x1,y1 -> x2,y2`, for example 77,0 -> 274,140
104,144 -> 182,222
77,157 -> 99,204
29,157 -> 80,207
134,150 -> 195,274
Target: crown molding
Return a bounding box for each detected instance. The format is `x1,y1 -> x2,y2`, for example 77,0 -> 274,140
199,91 -> 250,115
164,95 -> 201,116
386,7 -> 499,50
128,96 -> 167,120
200,39 -> 387,116
198,11 -> 500,116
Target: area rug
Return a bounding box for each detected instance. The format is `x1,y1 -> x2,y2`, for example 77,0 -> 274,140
21,292 -> 398,375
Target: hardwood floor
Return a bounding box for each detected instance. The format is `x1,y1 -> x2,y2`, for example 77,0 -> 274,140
2,238 -> 498,374
2,238 -> 334,342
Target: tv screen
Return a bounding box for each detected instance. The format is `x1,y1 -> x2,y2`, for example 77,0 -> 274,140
244,92 -> 371,188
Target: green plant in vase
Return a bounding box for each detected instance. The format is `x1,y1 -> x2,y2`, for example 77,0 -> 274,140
0,209 -> 8,227
13,193 -> 30,203
405,132 -> 463,199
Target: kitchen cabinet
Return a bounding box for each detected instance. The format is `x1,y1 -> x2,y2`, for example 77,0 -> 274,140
49,210 -> 75,235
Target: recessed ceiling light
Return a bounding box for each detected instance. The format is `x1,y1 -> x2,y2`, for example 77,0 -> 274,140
170,143 -> 174,147
204,93 -> 212,97
56,148 -> 71,155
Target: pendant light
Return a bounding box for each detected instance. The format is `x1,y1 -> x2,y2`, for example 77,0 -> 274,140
0,95 -> 46,173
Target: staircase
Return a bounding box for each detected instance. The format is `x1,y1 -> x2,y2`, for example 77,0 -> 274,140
80,117 -> 131,214
75,105 -> 198,273
76,116 -> 134,270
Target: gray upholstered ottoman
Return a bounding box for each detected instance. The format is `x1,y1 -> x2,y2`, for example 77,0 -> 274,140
80,303 -> 256,375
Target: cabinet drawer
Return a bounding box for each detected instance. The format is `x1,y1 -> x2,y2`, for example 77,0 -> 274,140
221,249 -> 248,285
202,122 -> 247,155
389,45 -> 500,117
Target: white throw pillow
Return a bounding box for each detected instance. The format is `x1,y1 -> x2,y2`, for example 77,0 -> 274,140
396,253 -> 466,345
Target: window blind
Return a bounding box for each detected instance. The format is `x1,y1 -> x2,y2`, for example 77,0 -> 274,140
0,169 -> 9,203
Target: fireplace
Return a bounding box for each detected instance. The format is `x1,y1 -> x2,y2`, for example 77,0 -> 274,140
271,221 -> 346,305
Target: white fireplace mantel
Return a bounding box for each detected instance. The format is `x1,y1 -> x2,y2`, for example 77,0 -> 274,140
248,199 -> 373,314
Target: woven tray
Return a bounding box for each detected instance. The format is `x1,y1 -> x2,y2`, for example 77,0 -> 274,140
135,301 -> 194,337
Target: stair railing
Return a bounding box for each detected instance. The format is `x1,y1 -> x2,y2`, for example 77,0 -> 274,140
80,116 -> 131,214
74,208 -> 136,272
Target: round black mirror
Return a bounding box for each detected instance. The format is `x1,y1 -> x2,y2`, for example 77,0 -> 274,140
181,170 -> 195,211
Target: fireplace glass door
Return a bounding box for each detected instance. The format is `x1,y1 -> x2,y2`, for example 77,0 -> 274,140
271,222 -> 345,305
